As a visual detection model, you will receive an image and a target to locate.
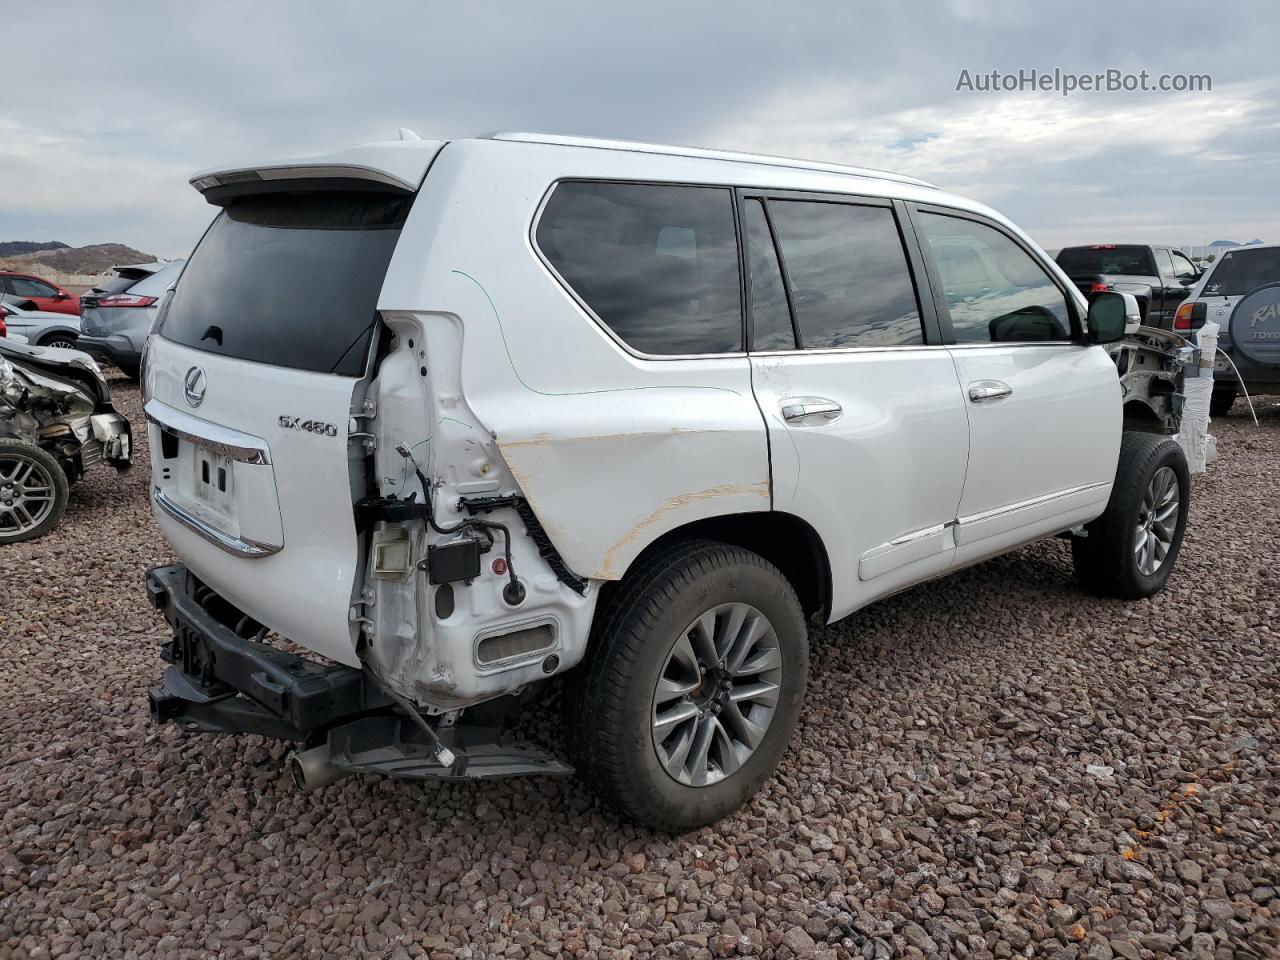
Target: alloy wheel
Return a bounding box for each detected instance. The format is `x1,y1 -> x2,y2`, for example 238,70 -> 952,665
0,452 -> 58,537
651,602 -> 782,787
1135,465 -> 1180,576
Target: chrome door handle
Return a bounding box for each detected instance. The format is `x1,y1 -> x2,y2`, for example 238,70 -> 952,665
967,380 -> 1013,403
781,398 -> 843,424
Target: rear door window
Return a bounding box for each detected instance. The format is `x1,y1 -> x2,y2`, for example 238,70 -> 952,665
766,200 -> 923,349
160,191 -> 411,375
741,199 -> 795,350
535,181 -> 743,355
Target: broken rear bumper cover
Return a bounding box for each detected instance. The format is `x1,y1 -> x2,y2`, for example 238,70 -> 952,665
145,563 -> 571,784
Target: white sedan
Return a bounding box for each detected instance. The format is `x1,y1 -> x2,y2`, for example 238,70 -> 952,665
0,294 -> 82,350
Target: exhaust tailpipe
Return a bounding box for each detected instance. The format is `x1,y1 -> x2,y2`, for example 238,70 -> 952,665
287,745 -> 350,792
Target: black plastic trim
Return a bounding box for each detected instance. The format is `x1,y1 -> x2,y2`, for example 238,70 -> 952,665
146,564 -> 391,735
458,495 -> 588,595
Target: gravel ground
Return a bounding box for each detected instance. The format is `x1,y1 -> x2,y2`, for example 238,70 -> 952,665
2,380 -> 1278,960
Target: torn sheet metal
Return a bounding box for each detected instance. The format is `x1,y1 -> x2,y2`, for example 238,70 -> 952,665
0,339 -> 133,478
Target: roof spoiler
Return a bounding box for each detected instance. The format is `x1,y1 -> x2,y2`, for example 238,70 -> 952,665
190,165 -> 417,206
189,137 -> 445,205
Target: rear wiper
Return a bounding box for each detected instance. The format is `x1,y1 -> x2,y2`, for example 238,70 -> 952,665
201,325 -> 224,346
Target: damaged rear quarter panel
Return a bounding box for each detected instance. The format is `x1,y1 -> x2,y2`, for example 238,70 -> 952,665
376,140 -> 775,584
495,399 -> 771,580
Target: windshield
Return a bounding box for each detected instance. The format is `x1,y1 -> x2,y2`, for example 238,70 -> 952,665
160,191 -> 410,375
1202,247 -> 1280,298
1056,245 -> 1156,276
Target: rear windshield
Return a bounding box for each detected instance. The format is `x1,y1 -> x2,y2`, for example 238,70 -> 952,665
1056,245 -> 1155,276
92,276 -> 137,296
160,191 -> 410,375
129,260 -> 185,297
1203,247 -> 1280,297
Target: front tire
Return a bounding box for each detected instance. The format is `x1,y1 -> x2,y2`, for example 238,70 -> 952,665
1072,432 -> 1189,600
568,541 -> 808,832
0,440 -> 69,544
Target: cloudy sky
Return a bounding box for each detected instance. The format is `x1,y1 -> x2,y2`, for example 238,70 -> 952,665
5,0 -> 1277,258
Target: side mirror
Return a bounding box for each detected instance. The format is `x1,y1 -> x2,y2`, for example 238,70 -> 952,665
1179,277 -> 1197,286
1085,291 -> 1139,344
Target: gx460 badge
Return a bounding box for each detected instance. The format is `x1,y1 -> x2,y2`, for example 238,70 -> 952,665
278,416 -> 339,437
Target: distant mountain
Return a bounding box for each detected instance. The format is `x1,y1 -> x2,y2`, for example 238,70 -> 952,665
1245,239 -> 1265,245
1208,240 -> 1240,247
0,242 -> 155,276
0,240 -> 70,258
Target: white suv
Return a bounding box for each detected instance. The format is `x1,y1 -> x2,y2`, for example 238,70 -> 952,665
143,132 -> 1192,830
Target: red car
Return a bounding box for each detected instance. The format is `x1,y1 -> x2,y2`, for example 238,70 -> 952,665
0,272 -> 80,316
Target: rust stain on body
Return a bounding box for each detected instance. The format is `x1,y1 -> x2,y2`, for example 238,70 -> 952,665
599,481 -> 769,579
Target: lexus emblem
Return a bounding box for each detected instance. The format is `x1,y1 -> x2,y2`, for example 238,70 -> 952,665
183,366 -> 207,408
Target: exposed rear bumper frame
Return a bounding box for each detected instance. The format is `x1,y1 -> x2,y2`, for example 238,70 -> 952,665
146,563 -> 387,739
145,563 -> 573,782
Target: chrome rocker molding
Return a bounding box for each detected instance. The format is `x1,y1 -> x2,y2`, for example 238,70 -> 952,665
956,481 -> 1111,528
858,481 -> 1113,580
153,487 -> 282,558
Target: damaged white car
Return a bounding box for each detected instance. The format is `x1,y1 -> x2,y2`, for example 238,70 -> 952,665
143,133 -> 1193,830
0,338 -> 132,543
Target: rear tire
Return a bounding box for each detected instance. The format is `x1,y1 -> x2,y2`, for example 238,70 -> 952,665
0,440 -> 69,544
37,333 -> 78,351
1209,387 -> 1237,417
1072,432 -> 1189,600
568,540 -> 808,832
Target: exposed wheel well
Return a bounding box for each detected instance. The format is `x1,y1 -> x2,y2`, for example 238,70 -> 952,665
1122,400 -> 1168,434
598,512 -> 831,624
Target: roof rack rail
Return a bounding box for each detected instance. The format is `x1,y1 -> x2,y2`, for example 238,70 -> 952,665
486,132 -> 937,189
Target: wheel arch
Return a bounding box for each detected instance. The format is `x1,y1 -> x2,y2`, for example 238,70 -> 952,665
595,511 -> 832,625
36,327 -> 80,346
1122,399 -> 1171,435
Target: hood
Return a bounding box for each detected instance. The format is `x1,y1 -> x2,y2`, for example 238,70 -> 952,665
0,339 -> 111,404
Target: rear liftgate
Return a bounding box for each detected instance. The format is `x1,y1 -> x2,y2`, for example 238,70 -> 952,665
146,564 -> 572,791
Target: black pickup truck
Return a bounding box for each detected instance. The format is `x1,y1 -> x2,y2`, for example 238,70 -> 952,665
1056,244 -> 1202,330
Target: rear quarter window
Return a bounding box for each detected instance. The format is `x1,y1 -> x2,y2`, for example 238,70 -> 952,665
535,181 -> 743,355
